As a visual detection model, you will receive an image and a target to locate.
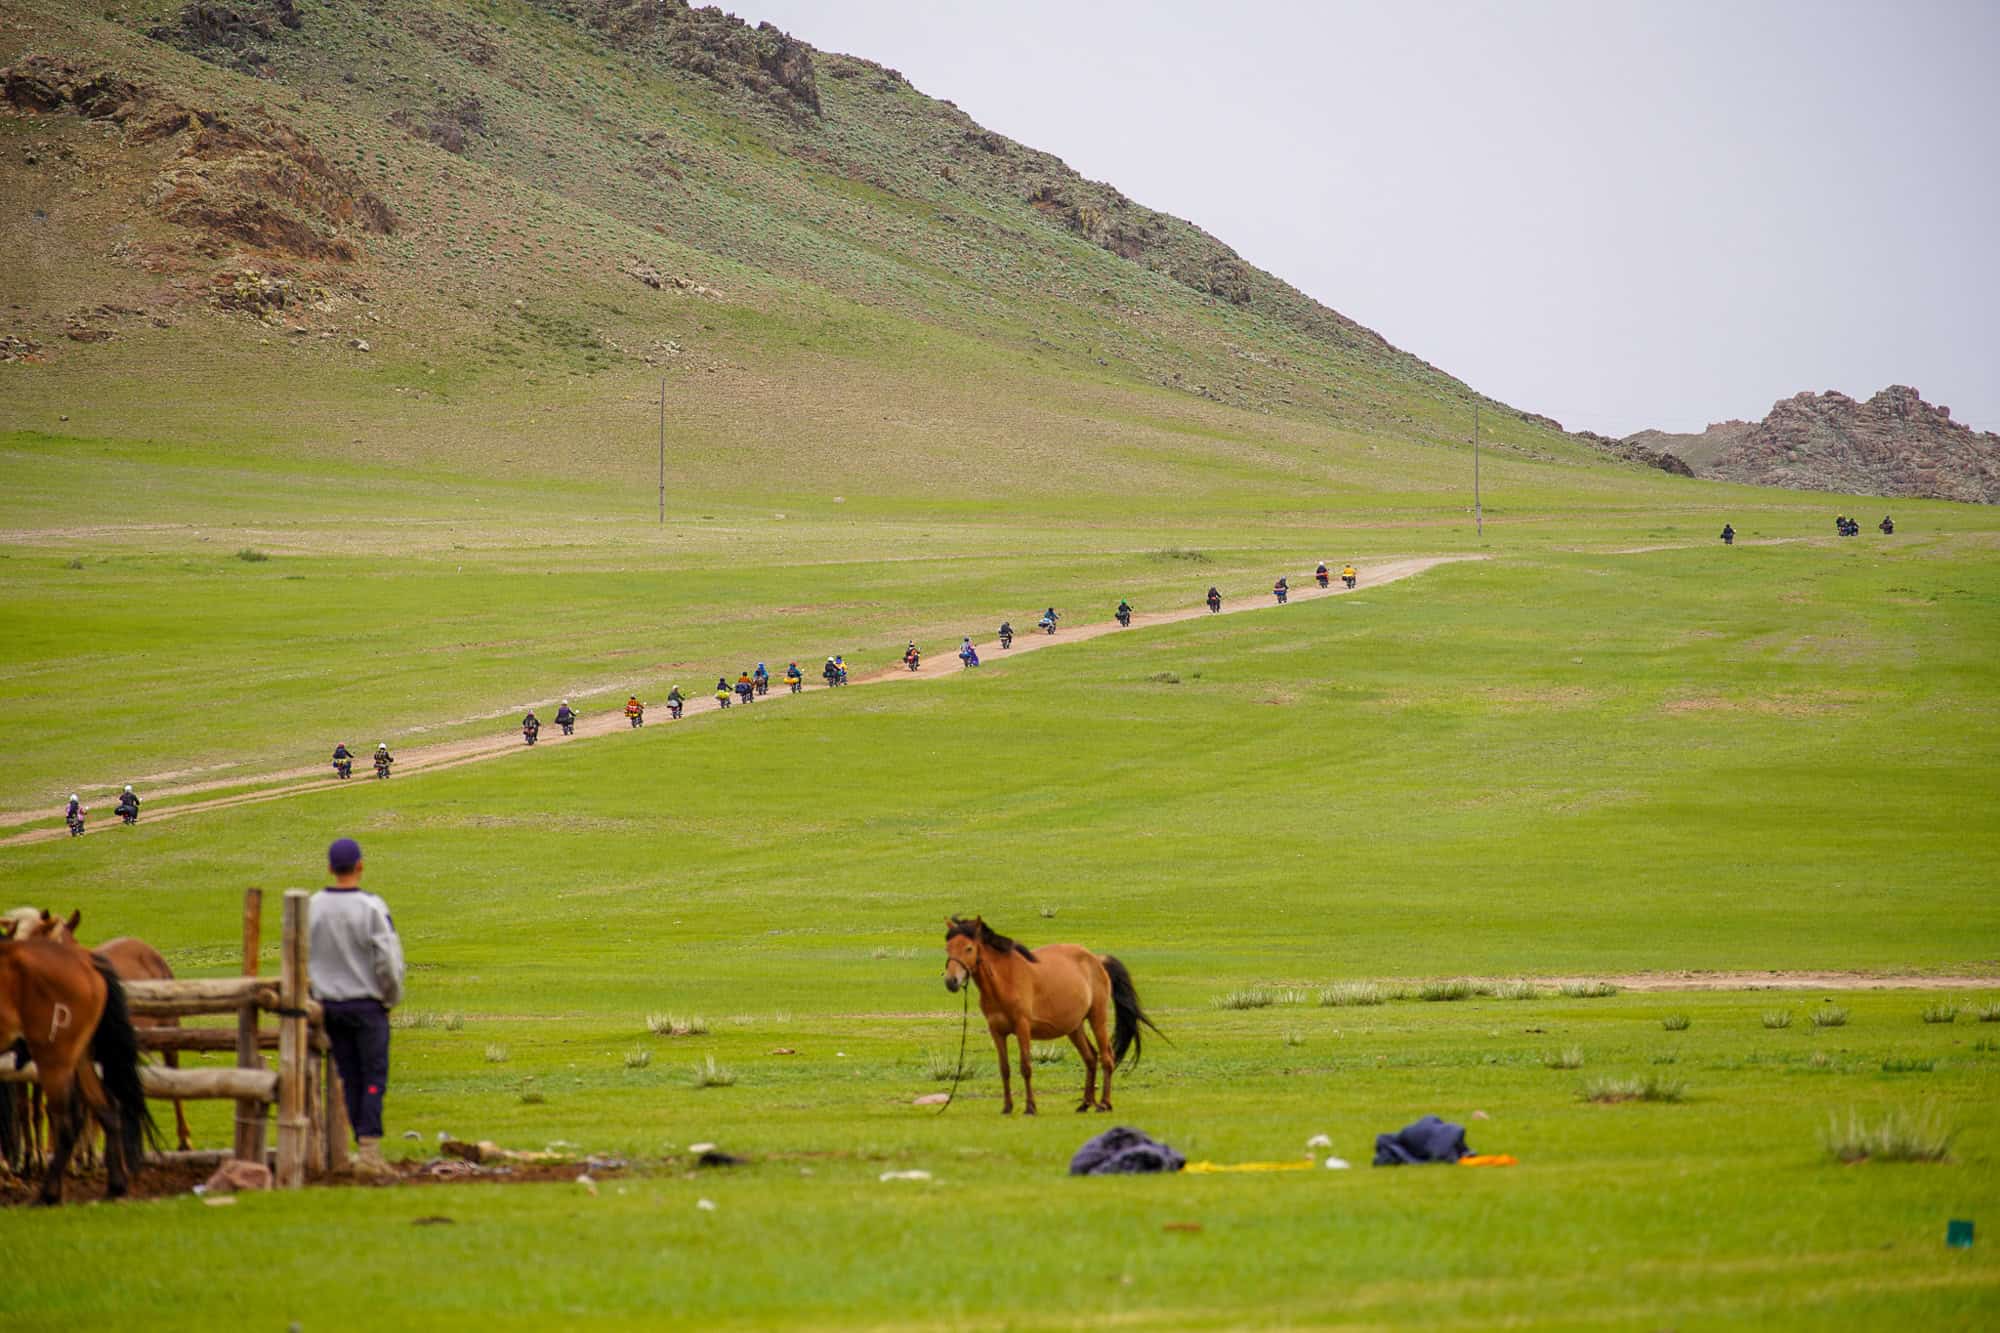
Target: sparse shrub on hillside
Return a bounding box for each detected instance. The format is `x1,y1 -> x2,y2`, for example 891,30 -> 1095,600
1212,989 -> 1274,1010
649,1013 -> 708,1037
1661,1014 -> 1690,1031
484,1044 -> 508,1063
1975,1002 -> 2000,1022
1762,1010 -> 1794,1029
1810,1006 -> 1849,1030
1419,979 -> 1482,1002
1919,1003 -> 1957,1024
1559,980 -> 1618,999
1320,982 -> 1384,1008
1148,672 -> 1181,685
62,557 -> 84,570
1880,1056 -> 1935,1073
235,547 -> 269,562
1151,547 -> 1209,563
1542,1046 -> 1584,1070
624,1048 -> 652,1069
1822,1107 -> 1953,1163
1496,980 -> 1540,1001
1031,1042 -> 1066,1065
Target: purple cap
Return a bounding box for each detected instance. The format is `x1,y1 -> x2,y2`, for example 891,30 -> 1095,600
327,837 -> 363,874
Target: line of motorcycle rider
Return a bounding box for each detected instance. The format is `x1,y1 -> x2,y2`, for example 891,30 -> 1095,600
1719,516 -> 1893,545
58,569 -> 1366,829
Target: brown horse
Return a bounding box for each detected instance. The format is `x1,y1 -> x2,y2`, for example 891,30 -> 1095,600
942,916 -> 1162,1115
24,909 -> 193,1152
0,934 -> 156,1203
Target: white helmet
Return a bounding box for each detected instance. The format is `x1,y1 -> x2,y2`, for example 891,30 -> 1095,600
377,742 -> 388,749
124,785 -> 134,793
70,793 -> 78,801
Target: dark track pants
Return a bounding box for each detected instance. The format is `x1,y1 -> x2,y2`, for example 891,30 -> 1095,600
323,998 -> 391,1141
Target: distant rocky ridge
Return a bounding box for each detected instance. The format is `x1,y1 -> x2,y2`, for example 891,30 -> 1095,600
1621,387 -> 1999,504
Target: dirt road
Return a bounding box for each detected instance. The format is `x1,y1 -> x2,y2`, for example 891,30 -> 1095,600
3,556 -> 1468,846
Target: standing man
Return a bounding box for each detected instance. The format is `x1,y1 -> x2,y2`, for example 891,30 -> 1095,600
309,837 -> 406,1180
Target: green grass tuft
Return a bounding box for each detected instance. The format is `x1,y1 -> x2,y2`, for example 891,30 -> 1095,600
1920,1003 -> 1957,1024
688,1054 -> 736,1089
1880,1056 -> 1935,1074
1212,989 -> 1275,1010
1582,1074 -> 1686,1104
1762,1010 -> 1794,1029
1319,982 -> 1385,1008
1559,980 -> 1619,999
1810,1006 -> 1850,1030
624,1048 -> 652,1070
1822,1107 -> 1954,1163
1542,1046 -> 1585,1070
1661,1013 -> 1691,1031
235,547 -> 270,562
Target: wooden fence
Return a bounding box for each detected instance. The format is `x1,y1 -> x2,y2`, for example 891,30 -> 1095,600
1,888 -> 347,1186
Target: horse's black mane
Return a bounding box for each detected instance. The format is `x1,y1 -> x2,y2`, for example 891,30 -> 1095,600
947,917 -> 1036,962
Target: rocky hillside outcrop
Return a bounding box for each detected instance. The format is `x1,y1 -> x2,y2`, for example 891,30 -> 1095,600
1627,387 -> 1999,504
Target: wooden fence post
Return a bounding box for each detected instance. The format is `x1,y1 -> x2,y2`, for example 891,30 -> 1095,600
233,887 -> 266,1165
276,889 -> 309,1188
326,1055 -> 351,1174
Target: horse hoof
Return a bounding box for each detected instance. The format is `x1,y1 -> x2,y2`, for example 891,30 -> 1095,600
1096,1103 -> 1112,1112
1076,1103 -> 1093,1113
1024,1106 -> 1037,1116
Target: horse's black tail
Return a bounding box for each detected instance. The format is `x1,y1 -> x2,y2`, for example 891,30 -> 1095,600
90,962 -> 159,1168
1104,955 -> 1167,1066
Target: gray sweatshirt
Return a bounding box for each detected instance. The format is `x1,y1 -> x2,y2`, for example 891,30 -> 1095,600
308,887 -> 406,1007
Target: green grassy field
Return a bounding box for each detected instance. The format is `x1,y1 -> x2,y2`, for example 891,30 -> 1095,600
3,533 -> 1997,1329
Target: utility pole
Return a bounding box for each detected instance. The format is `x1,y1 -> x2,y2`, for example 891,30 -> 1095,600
658,376 -> 666,526
1473,400 -> 1482,538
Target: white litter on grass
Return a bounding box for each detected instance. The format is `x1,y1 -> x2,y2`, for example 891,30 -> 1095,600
403,1130 -> 422,1140
879,1170 -> 933,1182
688,1142 -> 717,1154
436,1131 -> 450,1142
577,1174 -> 597,1196
202,1195 -> 237,1206
696,1198 -> 717,1211
1324,1157 -> 1351,1171
1306,1134 -> 1332,1149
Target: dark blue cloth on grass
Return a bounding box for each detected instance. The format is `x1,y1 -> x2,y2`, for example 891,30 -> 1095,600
1069,1126 -> 1185,1175
1373,1114 -> 1471,1166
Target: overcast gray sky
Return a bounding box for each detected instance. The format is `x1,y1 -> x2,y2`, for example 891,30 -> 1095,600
742,0 -> 1999,435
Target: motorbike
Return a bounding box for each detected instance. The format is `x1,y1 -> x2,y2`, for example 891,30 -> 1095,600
1115,608 -> 1131,628
1343,573 -> 1357,589
119,804 -> 138,826
960,648 -> 979,669
755,676 -> 769,696
1316,571 -> 1330,588
559,716 -> 575,736
628,709 -> 645,728
904,651 -> 921,672
717,692 -> 732,710
523,723 -> 539,747
999,628 -> 1013,649
1039,617 -> 1056,635
668,699 -> 683,720
373,756 -> 392,780
1207,593 -> 1221,613
735,683 -> 754,705
1274,586 -> 1288,605
67,812 -> 85,837
1721,531 -> 1734,546
788,676 -> 802,694
334,758 -> 353,780
837,666 -> 850,685
1880,519 -> 1894,535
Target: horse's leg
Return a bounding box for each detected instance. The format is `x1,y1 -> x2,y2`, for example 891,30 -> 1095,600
991,1029 -> 1013,1115
35,1069 -> 81,1206
75,1060 -> 127,1200
1091,988 -> 1116,1111
1015,1020 -> 1037,1115
1067,1029 -> 1098,1112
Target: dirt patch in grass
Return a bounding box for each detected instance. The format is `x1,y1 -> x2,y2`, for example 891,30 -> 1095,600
1661,690 -> 1871,718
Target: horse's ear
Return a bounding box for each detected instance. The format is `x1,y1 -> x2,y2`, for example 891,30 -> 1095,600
65,909 -> 82,933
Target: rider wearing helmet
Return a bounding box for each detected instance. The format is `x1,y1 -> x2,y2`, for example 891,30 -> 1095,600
117,785 -> 139,820
555,700 -> 575,728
